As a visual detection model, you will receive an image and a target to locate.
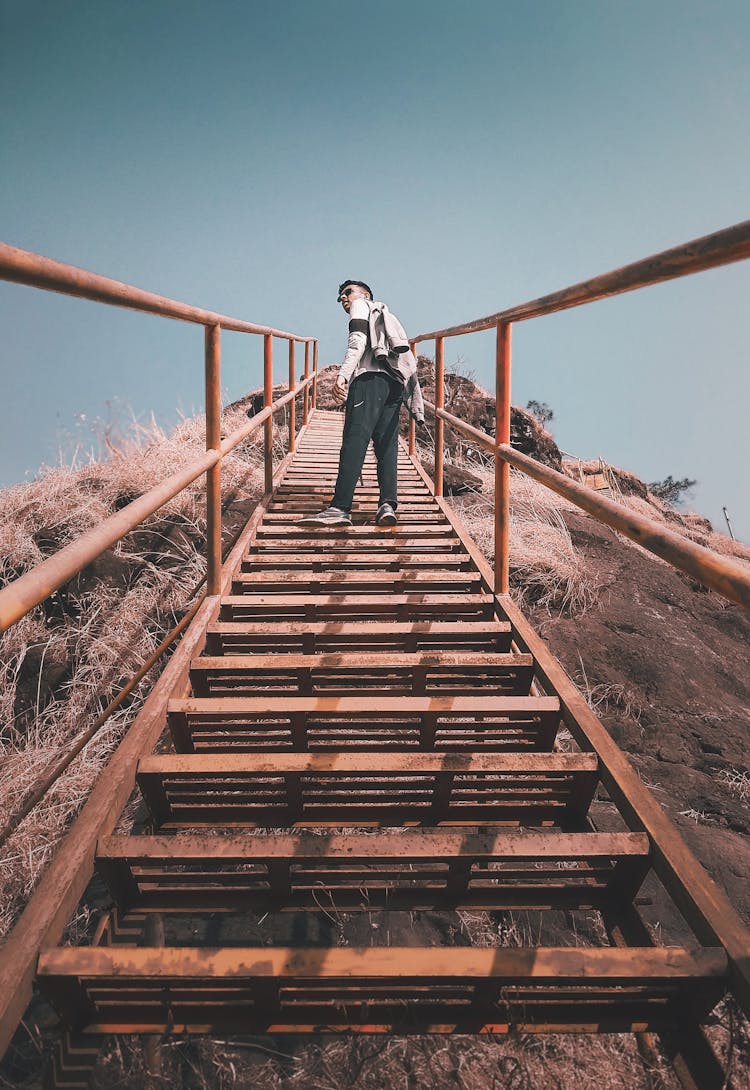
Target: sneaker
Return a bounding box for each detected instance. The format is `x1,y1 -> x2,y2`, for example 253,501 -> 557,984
298,506 -> 352,527
376,502 -> 398,526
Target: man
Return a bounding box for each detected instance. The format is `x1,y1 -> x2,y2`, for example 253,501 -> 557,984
300,280 -> 424,527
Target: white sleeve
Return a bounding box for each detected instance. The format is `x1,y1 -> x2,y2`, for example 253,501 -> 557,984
338,298 -> 369,383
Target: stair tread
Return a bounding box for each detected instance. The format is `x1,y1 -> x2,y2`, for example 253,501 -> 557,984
144,748 -> 577,772
98,829 -> 649,861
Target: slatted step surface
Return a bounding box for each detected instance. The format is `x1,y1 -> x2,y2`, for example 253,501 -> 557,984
188,652 -> 535,697
168,693 -> 556,752
205,620 -> 514,654
232,570 -> 483,592
136,752 -> 598,828
219,593 -> 495,621
97,830 -> 651,913
36,409 -> 728,1047
38,947 -> 726,1035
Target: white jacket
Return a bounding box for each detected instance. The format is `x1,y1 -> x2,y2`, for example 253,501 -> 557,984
339,299 -> 425,424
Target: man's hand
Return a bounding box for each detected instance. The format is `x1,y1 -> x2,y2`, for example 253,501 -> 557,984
332,374 -> 348,405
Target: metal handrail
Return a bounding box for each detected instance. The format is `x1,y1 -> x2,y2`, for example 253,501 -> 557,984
424,400 -> 750,611
0,244 -> 319,631
0,378 -> 312,632
0,242 -> 312,340
413,219 -> 750,341
411,219 -> 750,602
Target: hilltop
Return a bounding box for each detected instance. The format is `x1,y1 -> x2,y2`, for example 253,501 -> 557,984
310,361 -> 750,912
1,368 -> 749,1086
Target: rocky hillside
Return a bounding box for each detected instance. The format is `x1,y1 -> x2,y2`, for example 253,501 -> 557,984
1,369 -> 749,1087
316,358 -> 750,964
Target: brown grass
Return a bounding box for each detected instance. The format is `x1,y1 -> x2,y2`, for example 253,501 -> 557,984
2,401 -> 743,1088
0,405 -> 264,940
445,459 -> 602,615
90,1029 -> 683,1090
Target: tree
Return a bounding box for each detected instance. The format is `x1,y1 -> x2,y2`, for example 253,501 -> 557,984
648,475 -> 697,505
526,400 -> 554,428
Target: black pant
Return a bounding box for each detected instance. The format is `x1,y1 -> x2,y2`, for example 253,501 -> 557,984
331,372 -> 402,513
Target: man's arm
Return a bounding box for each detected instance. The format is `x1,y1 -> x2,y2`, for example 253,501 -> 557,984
333,298 -> 369,402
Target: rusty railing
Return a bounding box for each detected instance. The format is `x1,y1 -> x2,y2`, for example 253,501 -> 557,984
0,242 -> 319,632
411,219 -> 750,609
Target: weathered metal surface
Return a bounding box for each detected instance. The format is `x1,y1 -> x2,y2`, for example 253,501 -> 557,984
303,341 -> 310,423
425,400 -> 750,611
97,829 -> 650,913
407,444 -> 750,1016
264,333 -> 274,494
288,339 -> 296,452
0,434 -> 304,1057
205,324 -> 222,596
0,375 -> 314,634
0,241 -> 312,341
4,405 -> 747,1073
36,946 -> 727,1036
167,689 -> 556,753
435,335 -> 444,496
136,751 -> 598,828
494,321 -> 511,593
412,218 -> 750,340
204,619 -> 513,655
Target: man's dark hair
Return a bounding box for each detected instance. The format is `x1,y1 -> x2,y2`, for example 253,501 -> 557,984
338,280 -> 373,300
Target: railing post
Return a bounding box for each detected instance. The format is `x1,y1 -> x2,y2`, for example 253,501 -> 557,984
408,340 -> 417,455
435,336 -> 444,496
288,339 -> 296,453
312,340 -> 319,409
204,324 -> 222,596
494,320 -> 512,594
264,333 -> 273,494
303,341 -> 310,424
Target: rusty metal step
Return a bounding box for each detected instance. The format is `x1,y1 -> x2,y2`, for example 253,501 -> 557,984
44,1030 -> 100,1090
239,550 -> 473,571
262,511 -> 450,523
256,523 -> 454,538
248,537 -> 462,554
204,620 -> 513,655
168,693 -> 556,753
96,830 -> 651,914
219,592 -> 496,622
231,570 -> 483,594
188,651 -> 534,699
135,752 -> 598,828
37,946 -> 727,1035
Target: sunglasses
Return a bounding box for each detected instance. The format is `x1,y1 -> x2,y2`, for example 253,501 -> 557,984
338,287 -> 357,301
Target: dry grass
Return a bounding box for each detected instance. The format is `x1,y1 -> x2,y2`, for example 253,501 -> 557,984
0,404 -> 264,940
446,460 -> 602,615
718,768 -> 750,806
90,1030 -> 682,1090
2,403 -> 743,1089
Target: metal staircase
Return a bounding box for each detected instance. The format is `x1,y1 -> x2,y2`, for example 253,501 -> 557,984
35,412 -> 728,1057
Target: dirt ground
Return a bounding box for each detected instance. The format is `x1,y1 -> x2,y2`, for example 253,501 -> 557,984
2,391 -> 750,1088
529,510 -> 750,926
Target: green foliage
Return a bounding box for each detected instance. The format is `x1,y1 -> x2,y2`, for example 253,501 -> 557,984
526,400 -> 554,428
648,475 -> 697,505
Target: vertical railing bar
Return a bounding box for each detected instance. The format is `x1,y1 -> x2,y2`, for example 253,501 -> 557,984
204,324 -> 222,595
288,339 -> 296,453
494,320 -> 512,594
312,340 -> 319,409
264,334 -> 273,494
435,336 -> 445,496
303,341 -> 310,424
408,340 -> 417,455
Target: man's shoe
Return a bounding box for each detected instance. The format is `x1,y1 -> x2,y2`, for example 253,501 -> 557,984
298,506 -> 352,527
376,502 -> 398,526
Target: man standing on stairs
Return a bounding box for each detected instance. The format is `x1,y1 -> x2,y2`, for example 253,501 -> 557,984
300,280 -> 425,527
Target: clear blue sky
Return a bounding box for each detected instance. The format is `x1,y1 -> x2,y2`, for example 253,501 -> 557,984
2,0 -> 749,541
